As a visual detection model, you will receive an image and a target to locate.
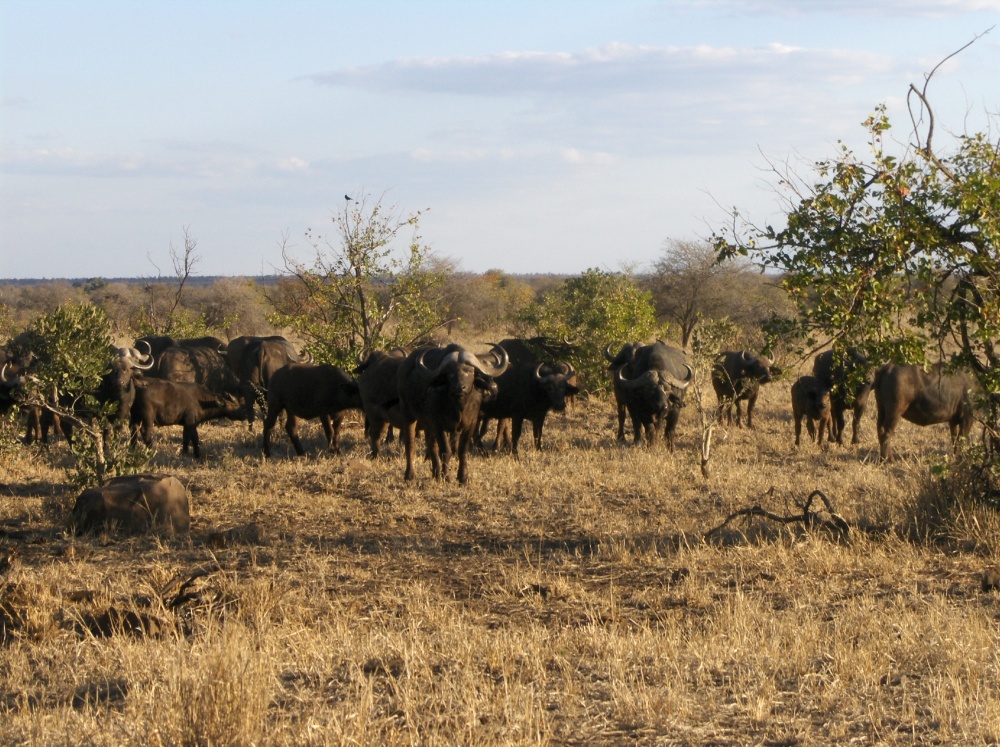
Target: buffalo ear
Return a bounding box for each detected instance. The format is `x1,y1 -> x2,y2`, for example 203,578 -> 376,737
770,365 -> 783,377
566,384 -> 581,396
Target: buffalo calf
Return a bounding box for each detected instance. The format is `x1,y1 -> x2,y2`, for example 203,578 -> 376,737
262,363 -> 363,457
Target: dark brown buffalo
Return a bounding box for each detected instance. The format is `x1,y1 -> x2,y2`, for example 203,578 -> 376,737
606,341 -> 692,448
605,342 -> 643,441
135,335 -> 228,361
477,361 -> 579,455
873,362 -> 975,461
223,335 -> 310,425
0,353 -> 34,415
813,349 -> 873,445
262,363 -> 363,457
355,348 -> 410,458
791,375 -> 833,449
149,345 -> 240,398
130,378 -> 244,458
397,344 -> 508,484
712,351 -> 780,428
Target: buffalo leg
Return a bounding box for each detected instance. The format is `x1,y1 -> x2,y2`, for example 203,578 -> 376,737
262,405 -> 281,458
402,421 -> 418,480
510,417 -> 525,457
183,423 -> 201,458
285,414 -> 306,456
663,409 -> 679,450
616,402 -> 628,441
456,427 -> 474,485
531,416 -> 545,451
745,392 -> 760,429
367,418 -> 388,459
320,414 -> 341,455
793,412 -> 802,446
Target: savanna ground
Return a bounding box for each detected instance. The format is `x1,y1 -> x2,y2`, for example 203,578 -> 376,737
2,369 -> 1000,746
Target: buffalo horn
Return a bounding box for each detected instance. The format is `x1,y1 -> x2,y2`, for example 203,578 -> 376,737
603,343 -> 619,362
417,348 -> 461,381
533,363 -> 549,383
0,362 -> 12,385
299,348 -> 313,364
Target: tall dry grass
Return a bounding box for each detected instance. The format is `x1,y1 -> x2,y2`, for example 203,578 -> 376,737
2,377 -> 999,745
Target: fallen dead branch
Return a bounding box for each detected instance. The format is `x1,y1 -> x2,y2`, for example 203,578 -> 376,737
705,488 -> 851,544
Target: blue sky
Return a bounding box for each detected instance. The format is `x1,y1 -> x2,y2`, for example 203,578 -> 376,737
2,1 -> 998,279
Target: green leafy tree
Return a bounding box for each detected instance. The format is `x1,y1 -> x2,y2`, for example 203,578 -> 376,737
269,193 -> 450,367
715,39 -> 1000,408
521,268 -> 657,394
14,302 -> 150,486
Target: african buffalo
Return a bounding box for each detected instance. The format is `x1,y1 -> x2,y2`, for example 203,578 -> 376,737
873,362 -> 975,461
72,474 -> 190,534
149,344 -> 240,398
136,335 -> 228,361
262,363 -> 363,458
712,351 -> 780,428
397,344 -> 508,483
355,348 -> 411,458
606,341 -> 692,448
790,375 -> 833,449
130,378 -> 244,458
223,335 -> 310,425
477,361 -> 579,455
813,349 -> 873,445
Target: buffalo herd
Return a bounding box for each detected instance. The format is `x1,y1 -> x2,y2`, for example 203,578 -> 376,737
1,333 -> 990,480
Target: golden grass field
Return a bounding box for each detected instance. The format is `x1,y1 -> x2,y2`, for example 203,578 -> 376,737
2,368 -> 1000,746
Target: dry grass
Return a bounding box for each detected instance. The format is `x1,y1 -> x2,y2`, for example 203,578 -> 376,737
2,380 -> 1000,746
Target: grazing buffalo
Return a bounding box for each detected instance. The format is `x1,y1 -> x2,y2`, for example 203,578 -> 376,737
790,375 -> 833,449
355,348 -> 411,458
262,363 -> 363,457
477,361 -> 579,455
130,379 -> 244,458
712,351 -> 780,428
223,336 -> 310,426
397,344 -> 508,484
813,349 -> 873,445
873,362 -> 975,461
606,341 -> 692,448
150,345 -> 240,398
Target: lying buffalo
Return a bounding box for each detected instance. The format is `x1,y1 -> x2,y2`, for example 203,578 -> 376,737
606,341 -> 692,448
813,349 -> 873,446
262,363 -> 363,458
712,351 -> 780,428
873,362 -> 974,461
477,361 -> 579,455
398,344 -> 508,484
131,379 -> 244,458
790,375 -> 833,449
72,474 -> 190,534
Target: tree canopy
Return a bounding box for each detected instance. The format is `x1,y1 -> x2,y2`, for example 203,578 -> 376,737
714,38 -> 999,401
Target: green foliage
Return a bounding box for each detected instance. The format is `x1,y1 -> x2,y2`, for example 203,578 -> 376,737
269,193 -> 450,368
13,302 -> 150,486
715,98 -> 1000,398
16,302 -> 116,414
521,268 -> 657,394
